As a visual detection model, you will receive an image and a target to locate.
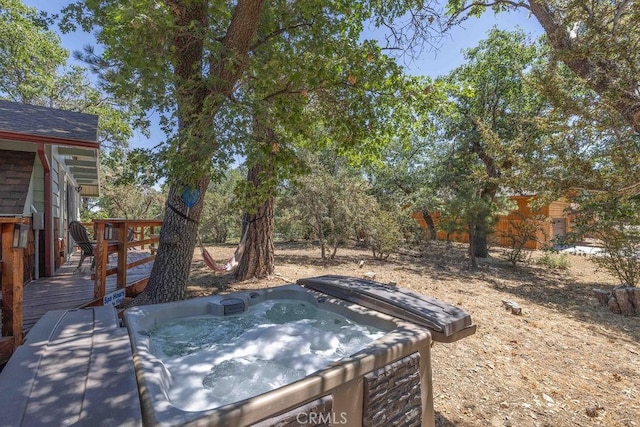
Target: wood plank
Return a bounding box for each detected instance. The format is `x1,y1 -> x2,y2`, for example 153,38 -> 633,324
126,255 -> 155,270
21,250 -> 153,335
0,336 -> 14,365
125,277 -> 149,297
1,223 -> 24,346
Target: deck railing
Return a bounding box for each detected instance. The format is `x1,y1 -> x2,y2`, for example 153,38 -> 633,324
0,217 -> 30,365
88,219 -> 162,306
1,218 -> 162,364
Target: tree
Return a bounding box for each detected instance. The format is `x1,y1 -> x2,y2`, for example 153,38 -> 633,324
284,151 -> 377,262
64,0 -> 437,301
434,147 -> 507,267
444,0 -> 640,134
1,0 -> 138,153
364,206 -> 404,260
367,129 -> 448,243
435,29 -> 549,259
96,183 -> 165,220
199,168 -> 243,244
64,0 -> 247,294
501,213 -> 546,266
63,0 -> 265,303
226,12 -> 414,280
0,0 -> 66,103
572,192 -> 640,287
1,0 -> 145,226
233,121 -> 279,280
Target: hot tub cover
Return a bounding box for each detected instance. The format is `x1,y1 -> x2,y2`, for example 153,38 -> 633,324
298,275 -> 476,343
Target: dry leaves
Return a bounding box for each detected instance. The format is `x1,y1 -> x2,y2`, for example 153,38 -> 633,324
189,241 -> 640,426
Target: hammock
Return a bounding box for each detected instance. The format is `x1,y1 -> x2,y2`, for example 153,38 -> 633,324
197,230 -> 247,272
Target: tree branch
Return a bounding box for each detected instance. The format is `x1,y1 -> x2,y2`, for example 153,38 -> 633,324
250,18 -> 315,51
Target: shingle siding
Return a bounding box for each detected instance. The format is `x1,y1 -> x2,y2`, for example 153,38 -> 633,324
0,149 -> 35,215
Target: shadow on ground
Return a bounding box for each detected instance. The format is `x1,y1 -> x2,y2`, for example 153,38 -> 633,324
189,240 -> 640,343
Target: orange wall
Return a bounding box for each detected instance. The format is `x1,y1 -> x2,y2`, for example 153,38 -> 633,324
418,196 -> 572,249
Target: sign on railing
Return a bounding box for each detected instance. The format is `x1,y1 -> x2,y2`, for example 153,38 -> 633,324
103,288 -> 125,306
92,219 -> 162,306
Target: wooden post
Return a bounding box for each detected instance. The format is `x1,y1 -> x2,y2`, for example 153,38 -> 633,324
116,221 -> 128,289
139,226 -> 145,250
1,223 -> 24,347
93,221 -> 108,302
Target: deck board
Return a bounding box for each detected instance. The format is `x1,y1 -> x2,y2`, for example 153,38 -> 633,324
22,250 -> 153,333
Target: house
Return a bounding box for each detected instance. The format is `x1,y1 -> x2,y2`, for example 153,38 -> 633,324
494,195 -> 572,249
0,100 -> 100,279
415,195 -> 573,250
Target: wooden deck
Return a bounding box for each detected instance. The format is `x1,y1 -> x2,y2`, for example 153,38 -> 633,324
22,250 -> 153,332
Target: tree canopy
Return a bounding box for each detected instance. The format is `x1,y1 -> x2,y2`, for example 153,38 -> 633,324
444,0 -> 640,134
36,0 -> 640,296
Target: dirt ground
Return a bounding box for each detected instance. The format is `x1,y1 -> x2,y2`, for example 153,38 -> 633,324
188,241 -> 640,427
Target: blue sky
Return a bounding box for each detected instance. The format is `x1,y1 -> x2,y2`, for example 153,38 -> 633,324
22,1 -> 543,149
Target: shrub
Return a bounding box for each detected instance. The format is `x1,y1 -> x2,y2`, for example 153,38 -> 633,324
365,209 -> 403,260
537,252 -> 570,270
572,192 -> 640,286
501,214 -> 547,267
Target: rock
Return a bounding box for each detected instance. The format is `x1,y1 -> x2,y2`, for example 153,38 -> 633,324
592,289 -> 611,306
629,287 -> 640,314
364,271 -> 376,280
608,296 -> 621,314
614,287 -> 635,316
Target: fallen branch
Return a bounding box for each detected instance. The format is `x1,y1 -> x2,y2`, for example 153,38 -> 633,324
502,299 -> 522,315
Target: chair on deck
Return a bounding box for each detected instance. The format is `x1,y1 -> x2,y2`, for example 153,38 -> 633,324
68,221 -> 95,270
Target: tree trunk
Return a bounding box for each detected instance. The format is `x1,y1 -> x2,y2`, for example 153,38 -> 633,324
472,187 -> 496,259
468,221 -> 478,268
134,176 -> 209,304
131,0 -> 264,305
234,197 -> 275,280
422,211 -> 437,239
472,222 -> 490,258
234,133 -> 277,280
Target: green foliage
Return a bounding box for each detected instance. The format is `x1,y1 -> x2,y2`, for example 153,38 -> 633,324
426,29 -> 552,264
364,207 -> 404,260
0,0 -> 149,212
282,151 -> 377,260
0,0 -> 67,102
199,169 -> 244,243
64,0 -> 416,189
444,0 -> 640,133
97,183 -> 165,220
0,1 -> 140,151
573,192 -> 640,286
274,206 -> 312,242
537,252 -> 570,270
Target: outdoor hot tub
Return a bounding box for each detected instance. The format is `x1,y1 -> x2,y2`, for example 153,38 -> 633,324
124,275 -> 476,427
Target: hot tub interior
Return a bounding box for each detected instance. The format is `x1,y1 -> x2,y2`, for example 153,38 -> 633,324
148,298 -> 389,411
